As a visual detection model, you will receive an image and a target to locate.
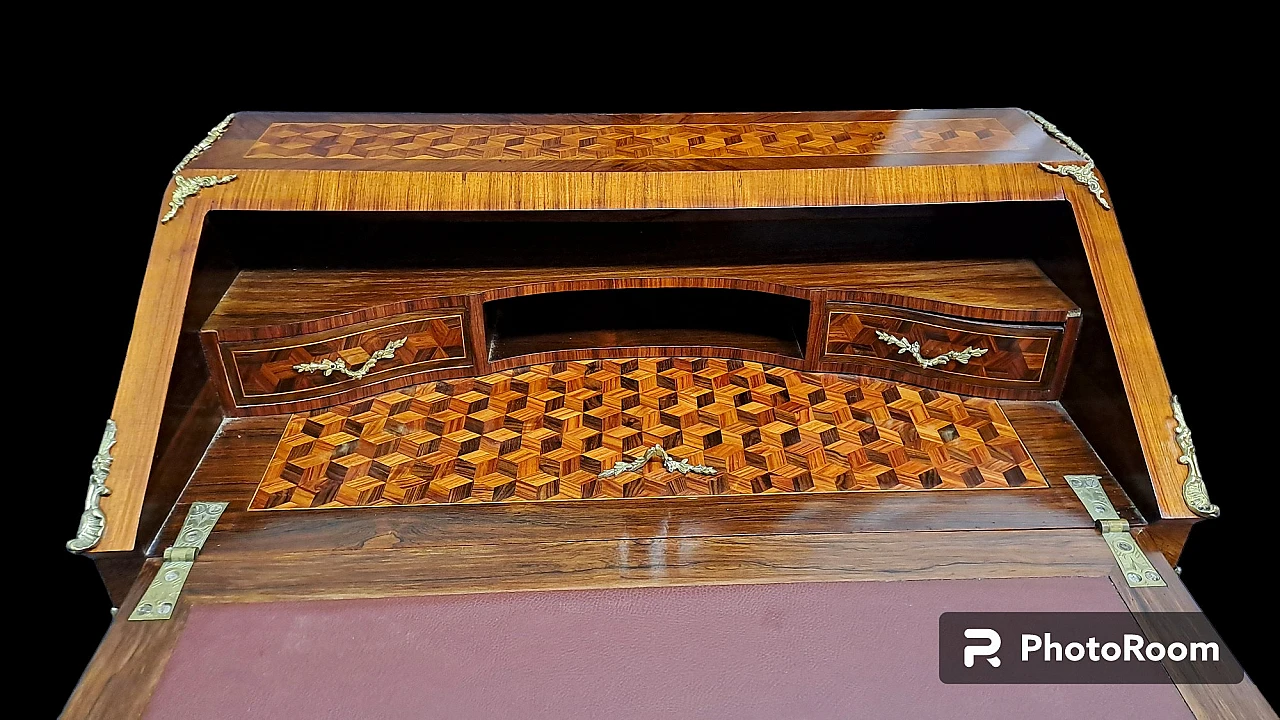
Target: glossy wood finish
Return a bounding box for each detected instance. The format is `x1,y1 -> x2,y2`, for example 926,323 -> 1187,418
188,109 -> 1083,173
202,260 -> 1079,415
64,528 -> 1275,719
62,561 -> 187,719
1064,179 -> 1197,521
104,159 -> 1092,550
1124,534 -> 1278,719
205,308 -> 471,413
66,108 -> 1256,719
148,398 -> 1135,559
205,260 -> 1078,328
821,302 -> 1078,399
69,384 -> 1161,716
185,530 -> 1122,601
240,116 -> 1020,165
96,110 -> 1197,571
91,382 -> 226,605
248,360 -> 1049,511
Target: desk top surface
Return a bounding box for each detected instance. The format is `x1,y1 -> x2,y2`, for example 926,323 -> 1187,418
185,108 -> 1083,173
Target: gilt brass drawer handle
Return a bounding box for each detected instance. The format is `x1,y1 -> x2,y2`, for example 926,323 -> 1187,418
598,444 -> 717,479
874,330 -> 988,369
293,337 -> 407,380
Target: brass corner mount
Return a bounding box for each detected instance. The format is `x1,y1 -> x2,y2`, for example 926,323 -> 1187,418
67,419 -> 117,553
1171,395 -> 1220,519
161,113 -> 238,224
1026,111 -> 1111,210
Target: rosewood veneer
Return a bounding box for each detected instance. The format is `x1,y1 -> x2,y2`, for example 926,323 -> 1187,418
61,110 -> 1266,719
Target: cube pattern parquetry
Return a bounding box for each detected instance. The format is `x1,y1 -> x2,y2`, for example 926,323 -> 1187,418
825,311 -> 1052,383
232,316 -> 468,398
249,358 -> 1047,510
244,119 -> 1020,162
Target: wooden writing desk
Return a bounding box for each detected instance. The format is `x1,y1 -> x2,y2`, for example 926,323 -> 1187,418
62,110 -> 1273,718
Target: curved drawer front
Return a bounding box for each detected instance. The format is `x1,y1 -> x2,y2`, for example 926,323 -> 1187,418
210,310 -> 472,414
821,303 -> 1075,400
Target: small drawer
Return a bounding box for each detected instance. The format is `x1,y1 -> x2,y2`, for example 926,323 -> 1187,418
820,302 -> 1077,400
204,309 -> 473,415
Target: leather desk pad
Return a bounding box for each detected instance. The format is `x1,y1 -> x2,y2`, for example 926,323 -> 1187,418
147,577 -> 1192,719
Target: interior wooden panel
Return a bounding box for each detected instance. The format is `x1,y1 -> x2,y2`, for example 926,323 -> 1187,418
247,359 -> 1049,512
149,395 -> 1135,561
208,308 -> 472,411
230,315 -> 468,396
64,107 -> 1260,720
820,301 -> 1077,400
105,162 -> 1098,552
200,256 -> 1082,415
205,260 -> 1078,329
186,530 -> 1122,602
484,289 -> 811,363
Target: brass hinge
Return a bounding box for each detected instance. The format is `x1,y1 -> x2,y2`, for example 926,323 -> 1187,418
1065,475 -> 1165,588
128,502 -> 228,621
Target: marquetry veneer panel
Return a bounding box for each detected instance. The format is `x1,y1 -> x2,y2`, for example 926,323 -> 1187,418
245,119 -> 1022,162
211,311 -> 471,412
822,303 -> 1073,398
249,358 -> 1046,510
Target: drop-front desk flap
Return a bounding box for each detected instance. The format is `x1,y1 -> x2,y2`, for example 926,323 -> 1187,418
62,110 -> 1265,720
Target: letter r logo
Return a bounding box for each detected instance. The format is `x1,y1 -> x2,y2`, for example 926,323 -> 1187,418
964,628 -> 1002,668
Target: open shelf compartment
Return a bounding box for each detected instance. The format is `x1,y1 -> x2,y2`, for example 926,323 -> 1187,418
483,287 -> 811,362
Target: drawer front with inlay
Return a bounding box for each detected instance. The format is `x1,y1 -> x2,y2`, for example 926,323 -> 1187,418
820,303 -> 1077,400
206,309 -> 473,415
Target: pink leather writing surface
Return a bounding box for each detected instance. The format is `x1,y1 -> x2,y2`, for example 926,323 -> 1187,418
145,577 -> 1191,719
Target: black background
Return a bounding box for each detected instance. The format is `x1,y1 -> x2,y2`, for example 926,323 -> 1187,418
30,57 -> 1273,715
